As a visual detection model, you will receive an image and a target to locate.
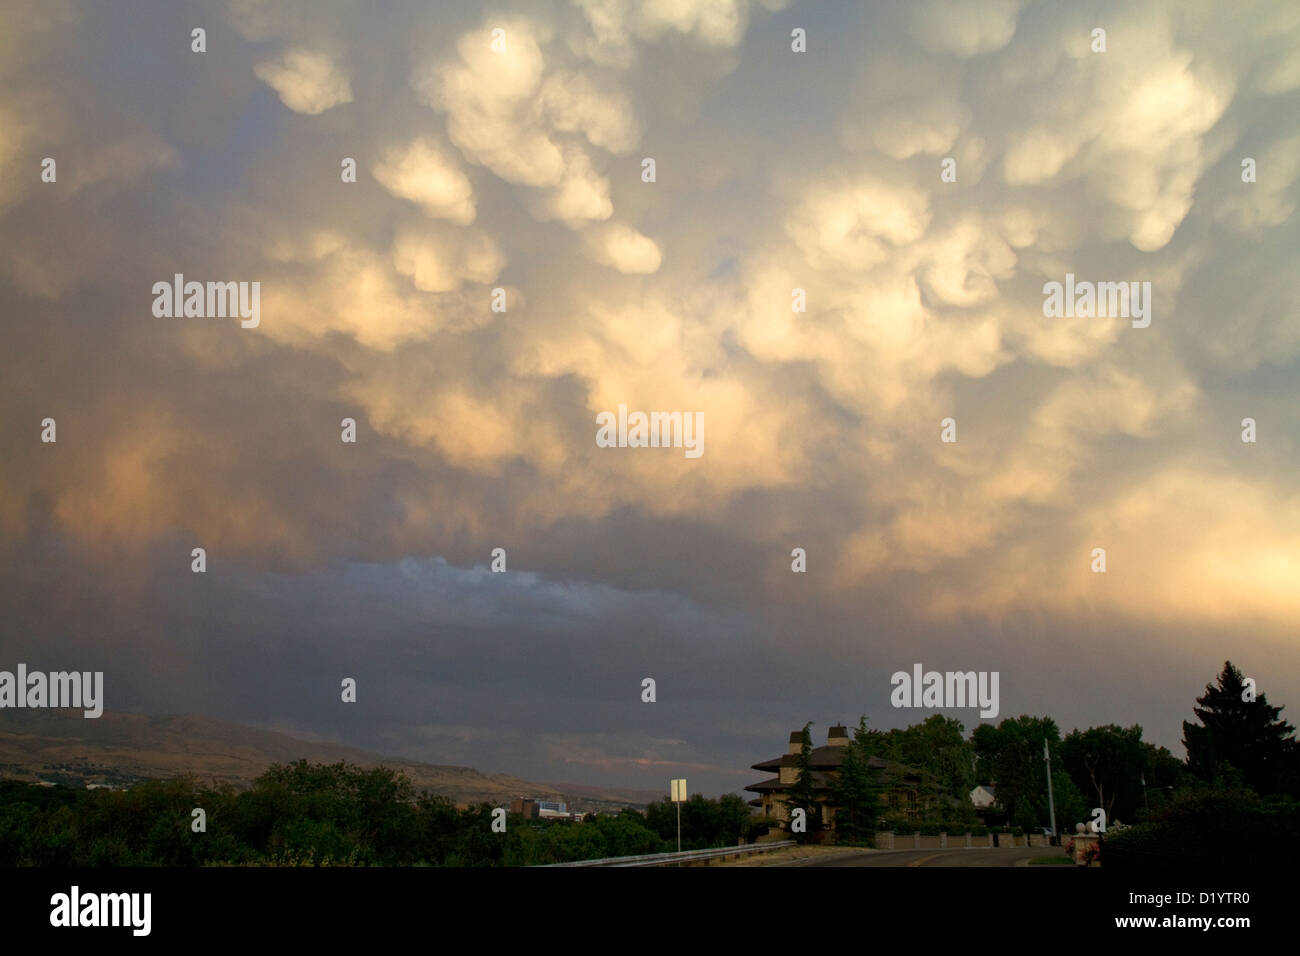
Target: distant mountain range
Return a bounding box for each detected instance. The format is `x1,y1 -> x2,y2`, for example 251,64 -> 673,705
0,710 -> 659,811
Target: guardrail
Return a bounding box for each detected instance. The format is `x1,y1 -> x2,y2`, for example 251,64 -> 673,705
539,840 -> 798,867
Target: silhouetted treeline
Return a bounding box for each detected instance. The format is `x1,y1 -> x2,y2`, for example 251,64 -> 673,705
0,760 -> 749,867
1101,661 -> 1300,868
779,660 -> 1300,864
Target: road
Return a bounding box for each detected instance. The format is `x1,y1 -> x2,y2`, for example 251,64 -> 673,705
790,847 -> 1059,867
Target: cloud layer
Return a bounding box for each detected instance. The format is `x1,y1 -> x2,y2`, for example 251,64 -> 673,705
1,0 -> 1297,793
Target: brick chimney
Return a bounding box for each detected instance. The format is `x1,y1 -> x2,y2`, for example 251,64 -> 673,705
828,725 -> 849,747
787,731 -> 804,755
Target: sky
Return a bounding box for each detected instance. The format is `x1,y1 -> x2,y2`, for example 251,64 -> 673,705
1,0 -> 1298,797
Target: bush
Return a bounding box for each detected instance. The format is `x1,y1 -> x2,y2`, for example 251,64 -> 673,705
1104,788 -> 1300,869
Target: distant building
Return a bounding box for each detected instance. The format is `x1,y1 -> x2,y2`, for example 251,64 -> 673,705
970,784 -> 997,809
510,797 -> 583,821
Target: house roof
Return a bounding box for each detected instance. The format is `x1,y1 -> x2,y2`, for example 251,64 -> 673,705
749,748 -> 891,772
744,773 -> 838,794
748,745 -> 844,772
745,763 -> 895,796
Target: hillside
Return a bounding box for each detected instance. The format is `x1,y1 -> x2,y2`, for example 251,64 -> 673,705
0,710 -> 565,807
545,781 -> 665,810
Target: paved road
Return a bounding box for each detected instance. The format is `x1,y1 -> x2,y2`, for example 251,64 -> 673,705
793,847 -> 1057,867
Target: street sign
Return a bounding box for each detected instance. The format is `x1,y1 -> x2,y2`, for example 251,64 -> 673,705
670,779 -> 687,853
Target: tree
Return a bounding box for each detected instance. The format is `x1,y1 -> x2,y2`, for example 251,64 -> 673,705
1182,661 -> 1298,796
784,722 -> 821,839
643,796 -> 677,844
971,716 -> 1061,827
830,716 -> 882,843
1059,725 -> 1147,824
898,715 -> 975,816
716,793 -> 753,844
643,793 -> 751,850
1138,743 -> 1186,815
1046,769 -> 1087,833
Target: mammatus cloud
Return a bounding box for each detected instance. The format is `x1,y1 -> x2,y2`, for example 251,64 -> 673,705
392,227 -> 505,293
416,22 -> 564,188
1000,12 -> 1234,252
785,175 -> 932,271
412,16 -> 658,267
526,144 -> 614,224
569,0 -> 791,63
373,138 -> 477,224
585,222 -> 662,273
254,48 -> 353,114
908,0 -> 1023,58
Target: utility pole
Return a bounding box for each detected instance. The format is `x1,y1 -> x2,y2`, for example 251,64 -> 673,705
1044,738 -> 1057,842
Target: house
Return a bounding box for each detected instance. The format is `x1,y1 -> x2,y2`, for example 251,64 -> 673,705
745,725 -> 921,832
970,784 -> 997,809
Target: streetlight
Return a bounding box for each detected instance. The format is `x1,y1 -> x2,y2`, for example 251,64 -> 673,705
1044,739 -> 1057,842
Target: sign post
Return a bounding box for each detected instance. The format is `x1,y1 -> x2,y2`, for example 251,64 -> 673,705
670,778 -> 687,854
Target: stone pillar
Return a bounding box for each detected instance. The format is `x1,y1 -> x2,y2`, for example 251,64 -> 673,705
1071,823 -> 1100,866
965,833 -> 971,848
913,832 -> 921,848
940,832 -> 947,848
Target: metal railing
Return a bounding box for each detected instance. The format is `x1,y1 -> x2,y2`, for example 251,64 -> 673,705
539,840 -> 797,867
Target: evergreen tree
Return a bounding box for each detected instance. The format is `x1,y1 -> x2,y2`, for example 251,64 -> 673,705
784,722 -> 821,839
1182,661 -> 1298,795
830,716 -> 882,843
